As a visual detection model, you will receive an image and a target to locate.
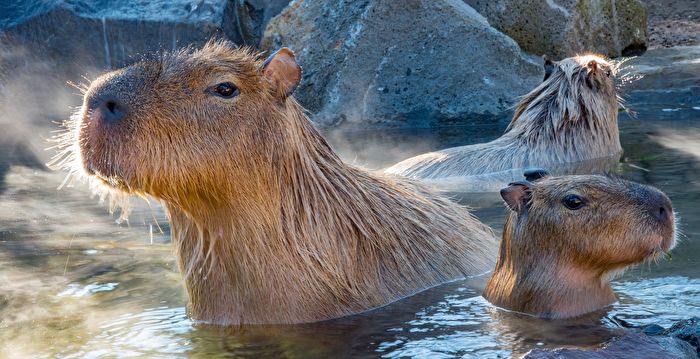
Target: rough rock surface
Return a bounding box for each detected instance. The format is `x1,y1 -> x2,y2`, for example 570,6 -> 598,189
523,331 -> 697,359
642,0 -> 700,48
0,1 -> 289,73
464,0 -> 648,58
262,0 -> 541,129
664,318 -> 700,355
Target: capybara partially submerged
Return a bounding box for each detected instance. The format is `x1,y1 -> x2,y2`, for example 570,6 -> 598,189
51,41 -> 499,325
385,55 -> 621,180
484,172 -> 676,319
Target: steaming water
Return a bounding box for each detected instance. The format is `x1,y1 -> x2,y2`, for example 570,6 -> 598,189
1,47 -> 699,358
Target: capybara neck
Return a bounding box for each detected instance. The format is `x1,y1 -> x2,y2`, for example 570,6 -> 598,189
486,230 -> 617,318
53,41 -> 498,325
484,174 -> 676,319
385,54 -> 622,180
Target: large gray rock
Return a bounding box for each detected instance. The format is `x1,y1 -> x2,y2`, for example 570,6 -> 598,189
464,0 -> 648,58
0,1 -> 290,74
262,0 -> 541,129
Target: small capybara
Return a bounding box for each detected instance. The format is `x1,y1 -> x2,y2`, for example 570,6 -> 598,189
384,54 -> 621,180
484,171 -> 676,319
51,40 -> 499,325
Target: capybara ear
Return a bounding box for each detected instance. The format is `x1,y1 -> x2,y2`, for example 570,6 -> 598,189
262,48 -> 302,98
501,181 -> 532,213
543,55 -> 556,81
524,168 -> 549,182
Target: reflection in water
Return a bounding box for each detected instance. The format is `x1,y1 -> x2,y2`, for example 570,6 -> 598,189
612,277 -> 700,326
47,276 -> 700,358
0,47 -> 699,357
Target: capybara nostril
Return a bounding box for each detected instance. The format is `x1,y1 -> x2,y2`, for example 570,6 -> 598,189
636,185 -> 674,225
651,195 -> 673,224
93,97 -> 127,123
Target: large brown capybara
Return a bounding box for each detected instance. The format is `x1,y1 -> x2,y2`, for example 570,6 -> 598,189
51,41 -> 499,325
484,171 -> 677,319
384,55 -> 622,181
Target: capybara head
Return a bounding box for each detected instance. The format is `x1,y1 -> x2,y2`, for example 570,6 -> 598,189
542,54 -> 616,97
72,40 -> 301,199
500,174 -> 676,270
485,173 -> 676,318
510,54 -> 619,134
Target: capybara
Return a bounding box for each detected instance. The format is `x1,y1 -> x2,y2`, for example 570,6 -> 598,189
51,40 -> 499,325
484,171 -> 676,319
384,55 -> 621,180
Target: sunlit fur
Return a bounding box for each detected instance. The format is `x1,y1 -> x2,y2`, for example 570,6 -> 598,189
484,175 -> 677,319
384,54 -> 622,180
50,40 -> 499,325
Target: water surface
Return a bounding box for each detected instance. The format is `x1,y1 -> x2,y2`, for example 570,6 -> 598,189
1,47 -> 699,358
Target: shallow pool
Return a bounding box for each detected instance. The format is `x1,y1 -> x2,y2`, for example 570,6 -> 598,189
0,47 -> 698,358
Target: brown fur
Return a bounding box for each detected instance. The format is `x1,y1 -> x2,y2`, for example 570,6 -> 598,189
384,55 -> 622,180
484,175 -> 677,319
50,40 -> 499,325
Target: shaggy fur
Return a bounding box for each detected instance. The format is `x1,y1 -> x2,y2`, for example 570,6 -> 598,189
484,175 -> 677,319
51,40 -> 498,325
384,55 -> 622,180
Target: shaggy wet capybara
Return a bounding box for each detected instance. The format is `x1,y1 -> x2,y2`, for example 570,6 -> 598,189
484,171 -> 676,319
51,41 -> 499,325
385,55 -> 621,180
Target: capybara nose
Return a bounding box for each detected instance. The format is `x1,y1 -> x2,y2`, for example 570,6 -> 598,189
587,60 -> 598,71
92,97 -> 128,124
647,190 -> 673,225
652,197 -> 673,223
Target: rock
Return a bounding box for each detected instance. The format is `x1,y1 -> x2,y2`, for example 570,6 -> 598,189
230,0 -> 292,47
664,317 -> 700,355
643,0 -> 700,48
654,336 -> 699,359
642,323 -> 666,336
0,1 -> 289,75
261,0 -> 541,129
523,331 -> 697,359
463,0 -> 648,58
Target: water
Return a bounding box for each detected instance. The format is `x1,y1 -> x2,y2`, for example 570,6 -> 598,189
1,47 -> 699,358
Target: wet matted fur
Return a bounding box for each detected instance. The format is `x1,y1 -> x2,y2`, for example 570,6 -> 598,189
485,174 -> 677,319
385,55 -> 622,180
51,40 -> 498,325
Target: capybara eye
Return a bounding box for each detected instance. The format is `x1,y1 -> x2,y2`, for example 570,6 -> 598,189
212,82 -> 240,98
562,194 -> 585,210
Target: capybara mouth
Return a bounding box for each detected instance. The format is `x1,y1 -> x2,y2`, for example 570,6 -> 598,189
643,221 -> 677,260
78,110 -> 132,191
659,224 -> 678,252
